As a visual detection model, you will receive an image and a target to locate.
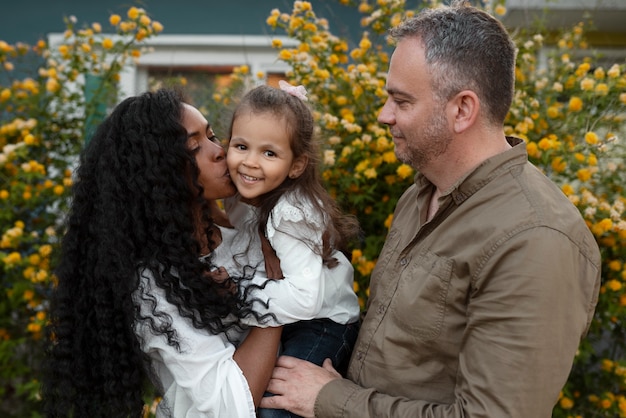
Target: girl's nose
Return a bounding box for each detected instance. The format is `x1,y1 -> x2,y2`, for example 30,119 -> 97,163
242,155 -> 258,168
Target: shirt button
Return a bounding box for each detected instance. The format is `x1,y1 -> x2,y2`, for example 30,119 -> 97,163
356,351 -> 363,360
400,257 -> 408,266
377,304 -> 385,314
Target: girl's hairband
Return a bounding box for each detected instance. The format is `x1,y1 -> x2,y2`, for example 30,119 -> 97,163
278,80 -> 308,101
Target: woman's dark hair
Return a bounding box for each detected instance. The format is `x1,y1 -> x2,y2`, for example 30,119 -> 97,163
229,85 -> 360,266
42,88 -> 267,417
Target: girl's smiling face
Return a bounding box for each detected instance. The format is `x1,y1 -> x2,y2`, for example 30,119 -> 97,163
227,110 -> 305,204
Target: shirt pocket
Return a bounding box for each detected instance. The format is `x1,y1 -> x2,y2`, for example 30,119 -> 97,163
389,250 -> 453,341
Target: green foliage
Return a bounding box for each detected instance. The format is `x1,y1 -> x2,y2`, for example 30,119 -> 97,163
0,0 -> 624,416
0,7 -> 162,416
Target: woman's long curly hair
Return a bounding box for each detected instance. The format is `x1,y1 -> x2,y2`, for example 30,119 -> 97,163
42,89 -> 266,417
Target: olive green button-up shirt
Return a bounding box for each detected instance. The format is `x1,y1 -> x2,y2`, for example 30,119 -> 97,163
316,138 -> 601,417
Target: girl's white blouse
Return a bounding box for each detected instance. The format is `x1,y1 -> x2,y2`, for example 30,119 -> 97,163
225,192 -> 360,327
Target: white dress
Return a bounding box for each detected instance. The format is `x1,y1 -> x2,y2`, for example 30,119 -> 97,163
133,227 -> 256,418
225,191 -> 360,326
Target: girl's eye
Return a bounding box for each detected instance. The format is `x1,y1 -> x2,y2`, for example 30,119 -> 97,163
234,144 -> 246,151
264,150 -> 276,157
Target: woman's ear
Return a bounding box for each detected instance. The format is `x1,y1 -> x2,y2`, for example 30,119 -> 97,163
448,90 -> 479,134
289,155 -> 308,179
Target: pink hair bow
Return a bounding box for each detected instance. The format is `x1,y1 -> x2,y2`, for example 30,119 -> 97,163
279,80 -> 308,101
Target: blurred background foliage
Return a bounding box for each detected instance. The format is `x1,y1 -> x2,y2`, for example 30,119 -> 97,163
0,1 -> 624,416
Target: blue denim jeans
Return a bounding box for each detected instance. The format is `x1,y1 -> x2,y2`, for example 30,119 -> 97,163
257,318 -> 360,418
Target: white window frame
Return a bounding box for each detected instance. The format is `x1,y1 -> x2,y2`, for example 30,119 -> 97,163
48,33 -> 297,99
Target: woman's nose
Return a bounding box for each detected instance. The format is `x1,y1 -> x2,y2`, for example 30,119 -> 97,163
208,140 -> 226,161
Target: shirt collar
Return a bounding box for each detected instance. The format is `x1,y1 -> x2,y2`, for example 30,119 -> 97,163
414,136 -> 527,205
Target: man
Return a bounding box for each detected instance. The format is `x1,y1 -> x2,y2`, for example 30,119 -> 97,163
259,1 -> 602,416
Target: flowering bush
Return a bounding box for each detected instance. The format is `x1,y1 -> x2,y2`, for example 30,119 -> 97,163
0,7 -> 162,416
0,1 -> 624,416
219,0 -> 625,416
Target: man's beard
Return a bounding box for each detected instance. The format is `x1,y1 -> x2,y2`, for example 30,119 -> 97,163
398,111 -> 451,170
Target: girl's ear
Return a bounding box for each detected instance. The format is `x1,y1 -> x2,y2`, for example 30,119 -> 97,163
289,155 -> 308,179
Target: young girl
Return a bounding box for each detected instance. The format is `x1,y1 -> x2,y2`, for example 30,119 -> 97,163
225,83 -> 361,417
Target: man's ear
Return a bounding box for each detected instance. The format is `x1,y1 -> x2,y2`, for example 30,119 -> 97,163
289,155 -> 308,179
448,90 -> 479,134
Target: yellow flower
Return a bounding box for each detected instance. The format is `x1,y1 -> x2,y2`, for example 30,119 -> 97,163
140,15 -> 151,26
0,190 -> 8,199
620,93 -> 626,105
24,134 -> 37,145
396,164 -> 413,179
4,251 -> 22,266
601,359 -> 614,371
575,62 -> 591,77
382,151 -> 397,164
46,78 -> 60,93
494,4 -> 507,16
81,43 -> 91,53
102,38 -> 113,49
526,141 -> 539,158
607,64 -> 620,78
135,28 -> 148,41
601,398 -> 612,409
266,15 -> 278,27
546,106 -> 559,119
152,21 -> 164,33
607,279 -> 622,292
576,168 -> 592,182
593,67 -> 605,79
364,168 -> 377,179
580,77 -> 595,91
592,218 -> 613,236
568,96 -> 583,112
28,253 -> 41,266
279,49 -> 292,60
92,22 -> 102,33
559,396 -> 574,410
608,260 -> 622,271
588,154 -> 597,166
584,131 -> 598,145
271,39 -> 283,48
127,7 -> 140,20
0,88 -> 11,102
537,137 -> 553,151
594,83 -> 608,96
561,184 -> 574,196
39,244 -> 52,257
53,185 -> 65,196
551,156 -> 566,173
358,3 -> 372,13
384,213 -> 393,229
359,36 -> 371,51
109,14 -> 121,26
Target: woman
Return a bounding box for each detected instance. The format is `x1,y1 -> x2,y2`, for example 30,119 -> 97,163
42,88 -> 281,417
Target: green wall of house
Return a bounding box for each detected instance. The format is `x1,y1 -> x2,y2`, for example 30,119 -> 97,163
0,0 -> 369,45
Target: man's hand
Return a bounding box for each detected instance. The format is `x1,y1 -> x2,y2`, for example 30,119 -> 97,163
260,356 -> 341,417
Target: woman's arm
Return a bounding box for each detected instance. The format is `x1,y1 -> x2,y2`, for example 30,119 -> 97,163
234,326 -> 282,406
